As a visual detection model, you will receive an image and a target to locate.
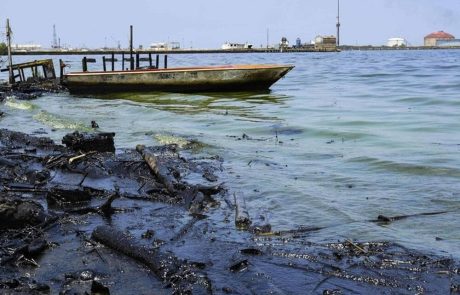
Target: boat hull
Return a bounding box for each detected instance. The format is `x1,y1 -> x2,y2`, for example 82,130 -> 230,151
63,64 -> 294,94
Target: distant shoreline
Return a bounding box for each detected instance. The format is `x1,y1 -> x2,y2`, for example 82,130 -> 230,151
5,45 -> 460,55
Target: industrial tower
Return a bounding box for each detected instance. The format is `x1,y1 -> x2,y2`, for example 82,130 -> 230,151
52,24 -> 59,48
336,0 -> 341,47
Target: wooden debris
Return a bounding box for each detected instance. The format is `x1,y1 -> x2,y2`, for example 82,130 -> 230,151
62,131 -> 115,153
68,151 -> 96,164
136,144 -> 176,194
234,192 -> 251,230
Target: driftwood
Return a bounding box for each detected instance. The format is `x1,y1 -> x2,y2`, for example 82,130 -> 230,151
68,151 -> 96,164
64,192 -> 119,216
373,210 -> 450,223
234,193 -> 251,230
0,196 -> 47,229
136,145 -> 176,194
91,226 -> 209,293
62,131 -> 115,153
92,225 -> 180,279
46,188 -> 92,207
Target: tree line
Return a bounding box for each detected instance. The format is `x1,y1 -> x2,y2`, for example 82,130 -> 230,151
0,43 -> 7,55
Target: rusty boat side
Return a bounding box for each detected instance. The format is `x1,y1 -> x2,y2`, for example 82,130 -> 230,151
63,64 -> 294,94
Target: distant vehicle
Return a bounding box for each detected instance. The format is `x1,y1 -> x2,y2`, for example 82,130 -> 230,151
221,42 -> 253,50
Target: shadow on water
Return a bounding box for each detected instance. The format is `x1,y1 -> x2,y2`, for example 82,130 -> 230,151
81,90 -> 290,120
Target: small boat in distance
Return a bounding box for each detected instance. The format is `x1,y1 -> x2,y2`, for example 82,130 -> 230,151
63,64 -> 294,94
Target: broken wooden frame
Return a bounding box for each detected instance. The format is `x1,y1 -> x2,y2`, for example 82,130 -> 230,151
0,59 -> 56,83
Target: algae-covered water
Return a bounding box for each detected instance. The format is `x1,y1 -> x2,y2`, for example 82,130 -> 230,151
1,51 -> 460,257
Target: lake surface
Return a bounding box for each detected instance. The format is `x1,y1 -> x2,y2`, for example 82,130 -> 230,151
1,50 -> 460,257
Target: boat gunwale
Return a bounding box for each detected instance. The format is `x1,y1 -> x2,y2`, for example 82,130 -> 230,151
65,64 -> 294,76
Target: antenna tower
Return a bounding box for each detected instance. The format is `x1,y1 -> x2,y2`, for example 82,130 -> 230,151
52,24 -> 58,48
336,0 -> 341,47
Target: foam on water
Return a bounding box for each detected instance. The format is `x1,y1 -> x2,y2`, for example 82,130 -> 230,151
5,97 -> 36,110
33,110 -> 92,131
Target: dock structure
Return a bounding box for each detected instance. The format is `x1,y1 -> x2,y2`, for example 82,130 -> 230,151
80,52 -> 167,73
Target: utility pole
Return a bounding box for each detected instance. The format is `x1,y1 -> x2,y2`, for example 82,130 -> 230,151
336,0 -> 341,47
6,19 -> 14,85
266,28 -> 269,49
129,25 -> 134,70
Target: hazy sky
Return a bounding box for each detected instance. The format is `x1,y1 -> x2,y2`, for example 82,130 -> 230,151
1,0 -> 459,48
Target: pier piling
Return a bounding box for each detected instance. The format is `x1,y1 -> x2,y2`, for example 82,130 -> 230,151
82,57 -> 88,72
129,25 -> 134,70
59,59 -> 64,82
102,56 -> 107,72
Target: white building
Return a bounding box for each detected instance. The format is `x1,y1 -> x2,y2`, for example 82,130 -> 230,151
12,44 -> 42,51
221,42 -> 252,50
149,42 -> 180,51
387,38 -> 407,47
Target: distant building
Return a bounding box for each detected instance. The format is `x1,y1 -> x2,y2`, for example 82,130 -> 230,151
295,38 -> 302,48
12,44 -> 42,51
314,35 -> 337,51
424,31 -> 455,47
221,42 -> 252,50
387,38 -> 407,47
149,42 -> 181,51
150,42 -> 167,50
437,39 -> 460,47
279,37 -> 289,49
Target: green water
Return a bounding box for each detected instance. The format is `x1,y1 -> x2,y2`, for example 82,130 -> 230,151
1,51 -> 460,257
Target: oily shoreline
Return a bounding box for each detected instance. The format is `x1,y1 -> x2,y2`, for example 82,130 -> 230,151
0,127 -> 459,294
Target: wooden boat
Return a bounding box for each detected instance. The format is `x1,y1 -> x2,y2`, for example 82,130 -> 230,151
63,64 -> 294,94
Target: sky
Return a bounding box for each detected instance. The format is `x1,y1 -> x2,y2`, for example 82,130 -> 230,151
1,0 -> 460,48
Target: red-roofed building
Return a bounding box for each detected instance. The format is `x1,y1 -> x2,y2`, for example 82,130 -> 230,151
424,31 -> 455,46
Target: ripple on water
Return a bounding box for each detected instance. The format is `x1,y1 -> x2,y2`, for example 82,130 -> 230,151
347,156 -> 460,178
304,127 -> 374,141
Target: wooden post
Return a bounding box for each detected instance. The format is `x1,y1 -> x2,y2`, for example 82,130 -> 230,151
111,52 -> 115,71
19,69 -> 25,82
59,59 -> 64,82
129,25 -> 134,70
156,54 -> 159,68
122,53 -> 125,70
102,56 -> 107,72
149,53 -> 152,68
136,52 -> 139,69
6,19 -> 14,85
164,55 -> 168,69
82,57 -> 88,72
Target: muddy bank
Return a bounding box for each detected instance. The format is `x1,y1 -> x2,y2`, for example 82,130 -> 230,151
0,128 -> 459,294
